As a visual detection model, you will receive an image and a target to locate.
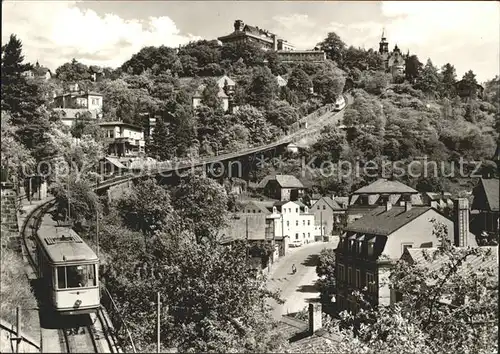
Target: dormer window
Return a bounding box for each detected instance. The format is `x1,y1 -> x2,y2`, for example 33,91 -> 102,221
305,207 -> 308,213
367,237 -> 376,256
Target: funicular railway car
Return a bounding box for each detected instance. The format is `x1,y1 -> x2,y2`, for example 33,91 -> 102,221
35,224 -> 100,315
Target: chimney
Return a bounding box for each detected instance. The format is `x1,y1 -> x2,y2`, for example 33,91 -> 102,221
308,303 -> 322,334
454,198 -> 469,247
405,201 -> 412,212
386,201 -> 392,212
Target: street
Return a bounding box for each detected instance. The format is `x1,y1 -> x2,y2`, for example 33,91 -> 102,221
267,241 -> 338,321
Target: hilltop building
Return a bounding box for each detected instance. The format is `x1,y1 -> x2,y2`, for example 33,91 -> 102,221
218,20 -> 326,63
257,175 -> 305,201
22,61 -> 52,81
378,30 -> 408,80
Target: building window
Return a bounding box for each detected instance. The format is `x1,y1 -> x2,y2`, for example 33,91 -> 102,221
347,267 -> 352,285
303,220 -> 305,226
295,233 -> 299,240
317,206 -> 320,210
338,264 -> 345,281
296,208 -> 299,213
323,205 -> 326,210
303,233 -> 305,238
366,272 -> 375,293
296,220 -> 299,226
287,220 -> 290,227
289,208 -> 291,213
356,269 -> 361,287
307,220 -> 310,226
308,232 -> 310,238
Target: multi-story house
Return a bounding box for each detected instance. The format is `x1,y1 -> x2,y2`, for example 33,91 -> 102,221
257,174 -> 305,201
347,178 -> 422,222
53,85 -> 103,127
335,199 -> 477,313
22,61 -> 52,81
272,201 -> 315,247
311,196 -> 347,237
470,178 -> 499,243
218,20 -> 325,62
98,121 -> 145,157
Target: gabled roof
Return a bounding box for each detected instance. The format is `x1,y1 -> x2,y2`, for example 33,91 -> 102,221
241,200 -> 273,213
478,178 -> 499,211
257,175 -> 304,189
404,246 -> 498,277
312,196 -> 343,210
344,206 -> 432,236
353,178 -> 418,195
334,196 -> 349,206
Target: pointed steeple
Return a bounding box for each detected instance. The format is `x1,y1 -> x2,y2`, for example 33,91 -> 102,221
381,27 -> 386,40
379,27 -> 389,54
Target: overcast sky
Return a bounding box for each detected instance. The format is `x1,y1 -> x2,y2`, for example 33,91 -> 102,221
2,1 -> 499,82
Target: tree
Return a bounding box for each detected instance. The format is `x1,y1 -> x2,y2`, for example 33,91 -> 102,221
246,67 -> 279,108
102,231 -> 285,352
163,105 -> 196,158
221,41 -> 265,67
232,105 -> 277,145
440,63 -> 457,98
317,32 -> 346,65
316,248 -> 336,302
461,70 -> 479,98
361,71 -> 390,95
55,58 -> 92,81
116,178 -> 175,237
286,68 -> 312,102
201,79 -> 222,109
171,174 -> 228,243
265,100 -> 298,130
313,69 -> 346,103
405,55 -> 423,84
148,117 -> 171,160
121,45 -> 178,75
416,59 -> 440,96
0,112 -> 35,184
1,34 -> 52,160
309,124 -> 347,166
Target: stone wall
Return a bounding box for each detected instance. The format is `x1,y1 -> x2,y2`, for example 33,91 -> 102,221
1,184 -> 20,251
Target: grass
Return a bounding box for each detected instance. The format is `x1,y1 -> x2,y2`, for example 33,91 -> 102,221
0,243 -> 40,341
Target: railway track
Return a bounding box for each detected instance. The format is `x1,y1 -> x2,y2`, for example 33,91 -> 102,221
20,199 -> 119,353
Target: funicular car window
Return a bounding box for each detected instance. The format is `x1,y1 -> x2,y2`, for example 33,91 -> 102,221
57,265 -> 96,289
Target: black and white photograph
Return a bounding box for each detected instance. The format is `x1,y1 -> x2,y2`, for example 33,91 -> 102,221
1,0 -> 499,353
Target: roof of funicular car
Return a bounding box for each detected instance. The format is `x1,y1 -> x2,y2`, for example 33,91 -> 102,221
38,223 -> 98,264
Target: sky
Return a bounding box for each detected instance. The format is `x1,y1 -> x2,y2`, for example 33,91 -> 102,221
2,1 -> 499,83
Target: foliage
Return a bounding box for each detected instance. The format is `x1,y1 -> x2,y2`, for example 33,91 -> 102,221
171,174 -> 229,243
316,248 -> 336,301
439,63 -> 457,98
416,59 -> 440,96
148,116 -> 171,160
405,55 -> 423,84
1,111 -> 36,183
286,68 -> 312,102
232,105 -> 279,145
312,68 -> 346,103
1,34 -> 52,160
361,71 -> 391,95
460,70 -> 479,98
103,231 -> 285,352
201,78 -> 222,109
265,100 -> 298,130
50,176 -> 101,227
55,58 -> 92,81
116,178 -> 175,237
246,67 -> 279,108
317,32 -> 346,64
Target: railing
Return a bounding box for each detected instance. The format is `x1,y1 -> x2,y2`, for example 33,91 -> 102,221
100,286 -> 137,353
0,317 -> 40,353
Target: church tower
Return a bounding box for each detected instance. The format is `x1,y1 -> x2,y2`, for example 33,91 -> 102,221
379,29 -> 389,55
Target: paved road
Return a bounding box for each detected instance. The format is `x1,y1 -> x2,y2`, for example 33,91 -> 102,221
267,241 -> 338,321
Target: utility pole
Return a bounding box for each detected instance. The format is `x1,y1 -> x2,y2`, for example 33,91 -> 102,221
15,306 -> 20,353
320,211 -> 323,241
67,163 -> 71,222
157,291 -> 161,353
245,216 -> 249,264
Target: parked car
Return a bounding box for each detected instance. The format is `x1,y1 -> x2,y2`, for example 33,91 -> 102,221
291,240 -> 303,248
